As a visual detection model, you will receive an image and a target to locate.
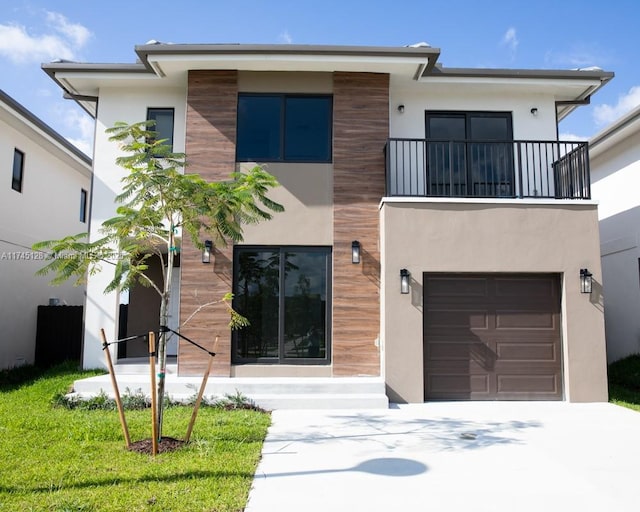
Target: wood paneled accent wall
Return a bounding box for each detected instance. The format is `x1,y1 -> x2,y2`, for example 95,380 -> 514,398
332,72 -> 389,376
179,70 -> 238,375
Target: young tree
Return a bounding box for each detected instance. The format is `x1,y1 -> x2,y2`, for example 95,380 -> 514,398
34,120 -> 283,437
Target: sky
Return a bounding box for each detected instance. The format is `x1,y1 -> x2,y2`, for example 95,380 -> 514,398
1,0 -> 639,157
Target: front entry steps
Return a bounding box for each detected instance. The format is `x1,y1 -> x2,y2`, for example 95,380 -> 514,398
70,372 -> 389,410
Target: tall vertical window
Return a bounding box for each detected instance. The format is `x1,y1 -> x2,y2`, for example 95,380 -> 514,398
236,94 -> 332,162
233,246 -> 331,364
80,189 -> 88,223
11,148 -> 24,192
147,108 -> 175,151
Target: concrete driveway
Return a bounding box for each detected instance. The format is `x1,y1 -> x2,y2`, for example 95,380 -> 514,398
246,402 -> 640,512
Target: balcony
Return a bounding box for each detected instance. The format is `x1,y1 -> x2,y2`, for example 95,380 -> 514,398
385,139 -> 591,200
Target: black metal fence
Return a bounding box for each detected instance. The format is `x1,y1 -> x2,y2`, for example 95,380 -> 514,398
35,305 -> 83,367
385,139 -> 590,199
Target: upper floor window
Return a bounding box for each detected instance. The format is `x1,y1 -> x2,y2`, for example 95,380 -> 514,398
11,148 -> 24,192
80,189 -> 88,223
236,94 -> 332,163
147,108 -> 175,151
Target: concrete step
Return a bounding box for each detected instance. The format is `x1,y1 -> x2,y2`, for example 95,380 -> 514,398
70,374 -> 389,410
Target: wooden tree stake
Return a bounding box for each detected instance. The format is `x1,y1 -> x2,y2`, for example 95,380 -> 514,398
185,336 -> 218,442
100,328 -> 131,449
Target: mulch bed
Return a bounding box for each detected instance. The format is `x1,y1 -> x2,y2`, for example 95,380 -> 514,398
128,437 -> 186,454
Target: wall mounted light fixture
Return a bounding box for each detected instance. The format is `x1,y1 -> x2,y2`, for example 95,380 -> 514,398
400,268 -> 410,294
202,240 -> 213,264
580,268 -> 593,294
352,240 -> 361,264
397,104 -> 405,114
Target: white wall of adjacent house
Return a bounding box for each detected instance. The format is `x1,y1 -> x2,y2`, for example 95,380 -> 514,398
0,106 -> 91,369
82,87 -> 186,369
591,129 -> 640,362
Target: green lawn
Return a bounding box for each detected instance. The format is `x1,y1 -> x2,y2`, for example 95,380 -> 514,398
0,363 -> 270,512
608,354 -> 640,412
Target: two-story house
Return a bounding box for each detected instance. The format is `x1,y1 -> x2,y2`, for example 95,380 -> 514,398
590,105 -> 640,363
0,89 -> 92,370
43,43 -> 612,404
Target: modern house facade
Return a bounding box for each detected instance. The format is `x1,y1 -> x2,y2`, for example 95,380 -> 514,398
44,43 -> 612,402
590,105 -> 640,363
0,89 -> 92,370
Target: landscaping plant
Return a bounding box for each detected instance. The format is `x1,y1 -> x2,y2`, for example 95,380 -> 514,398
33,121 -> 283,439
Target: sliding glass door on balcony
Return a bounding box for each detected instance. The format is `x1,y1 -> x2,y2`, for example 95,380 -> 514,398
425,112 -> 515,197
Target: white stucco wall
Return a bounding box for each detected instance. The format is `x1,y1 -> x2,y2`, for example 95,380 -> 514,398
389,77 -> 559,140
83,86 -> 186,369
591,129 -> 640,361
0,106 -> 91,369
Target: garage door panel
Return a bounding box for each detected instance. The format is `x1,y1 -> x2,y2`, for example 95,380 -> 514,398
426,309 -> 489,329
428,374 -> 490,396
426,277 -> 489,298
495,276 -> 557,297
496,341 -> 557,362
424,273 -> 562,401
427,340 -> 489,360
495,310 -> 557,329
497,374 -> 560,394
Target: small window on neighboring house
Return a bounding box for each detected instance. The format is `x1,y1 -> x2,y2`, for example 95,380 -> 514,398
11,148 -> 24,192
147,108 -> 175,151
80,189 -> 88,223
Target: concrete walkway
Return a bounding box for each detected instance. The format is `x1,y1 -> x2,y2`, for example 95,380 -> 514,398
246,402 -> 640,512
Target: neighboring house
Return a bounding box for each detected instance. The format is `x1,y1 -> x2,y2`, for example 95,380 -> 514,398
43,43 -> 612,402
0,89 -> 92,370
590,105 -> 640,363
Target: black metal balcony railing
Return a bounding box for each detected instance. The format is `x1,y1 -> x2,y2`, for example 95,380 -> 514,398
385,139 -> 590,200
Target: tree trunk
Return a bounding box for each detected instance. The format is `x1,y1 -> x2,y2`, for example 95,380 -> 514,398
156,234 -> 175,440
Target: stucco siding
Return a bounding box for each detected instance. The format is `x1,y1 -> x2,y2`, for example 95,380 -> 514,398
381,200 -> 608,403
591,128 -> 640,362
0,107 -> 90,369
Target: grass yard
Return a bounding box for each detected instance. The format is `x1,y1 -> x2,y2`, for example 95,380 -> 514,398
608,354 -> 640,412
0,363 -> 270,512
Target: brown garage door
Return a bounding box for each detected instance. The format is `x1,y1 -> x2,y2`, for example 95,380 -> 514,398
424,273 -> 562,400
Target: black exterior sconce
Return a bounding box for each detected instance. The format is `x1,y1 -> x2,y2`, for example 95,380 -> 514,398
202,240 -> 213,264
580,268 -> 593,294
400,268 -> 410,294
352,240 -> 361,264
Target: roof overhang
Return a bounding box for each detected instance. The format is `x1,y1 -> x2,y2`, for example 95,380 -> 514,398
0,88 -> 91,170
42,43 -> 613,124
589,104 -> 640,157
42,44 -> 442,117
135,43 -> 441,78
419,66 -> 614,121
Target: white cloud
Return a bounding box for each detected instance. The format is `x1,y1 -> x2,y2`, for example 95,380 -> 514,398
501,27 -> 518,56
46,11 -> 91,47
279,30 -> 292,44
56,105 -> 95,156
67,136 -> 92,157
559,132 -> 588,142
593,86 -> 640,126
0,11 -> 91,64
544,43 -> 609,69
